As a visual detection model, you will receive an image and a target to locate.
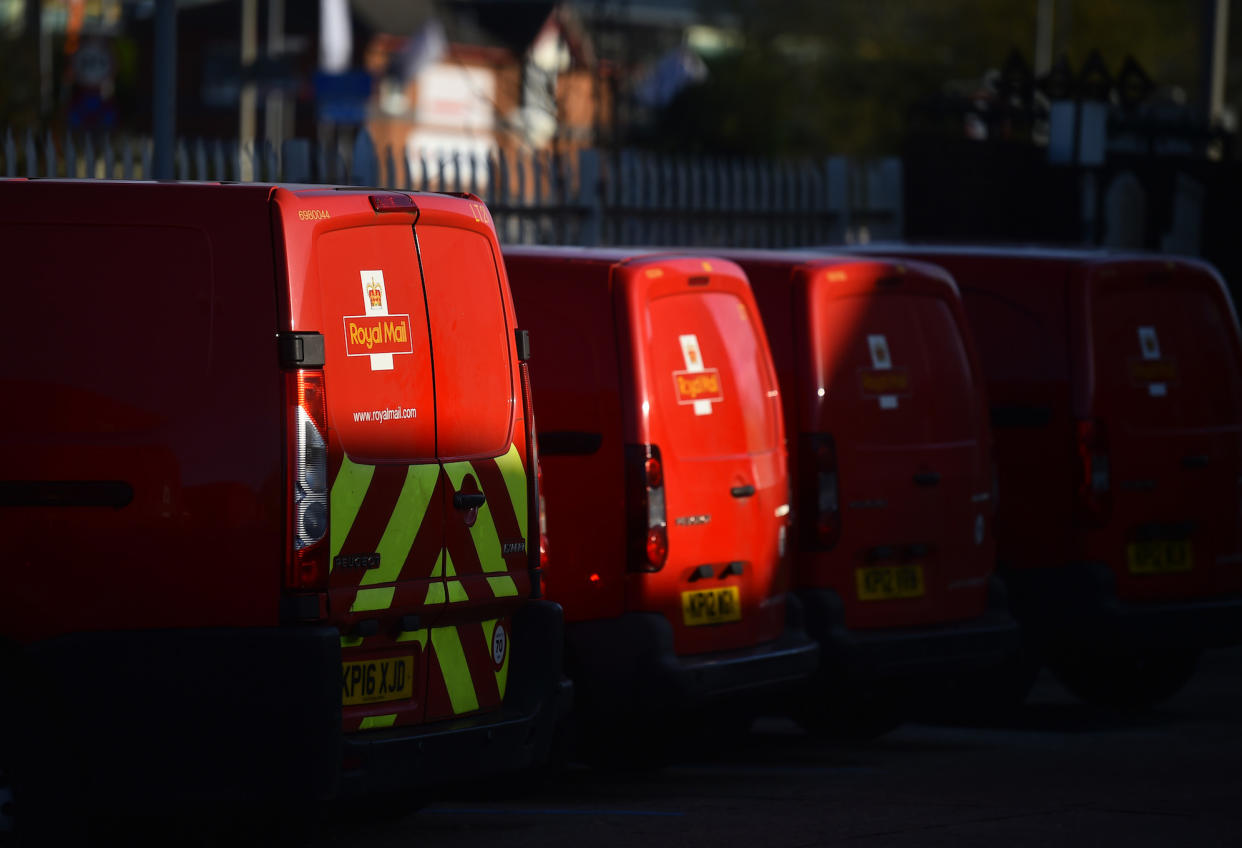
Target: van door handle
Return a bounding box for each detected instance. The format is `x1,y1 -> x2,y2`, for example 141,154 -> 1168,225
913,472 -> 941,487
1182,454 -> 1210,469
453,492 -> 486,510
730,485 -> 756,498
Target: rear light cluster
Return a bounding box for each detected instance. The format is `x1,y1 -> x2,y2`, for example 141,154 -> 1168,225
288,370 -> 330,591
626,443 -> 668,571
799,433 -> 840,551
1075,418 -> 1112,527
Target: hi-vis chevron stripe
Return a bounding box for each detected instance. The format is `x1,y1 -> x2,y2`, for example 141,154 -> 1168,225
329,440 -> 529,728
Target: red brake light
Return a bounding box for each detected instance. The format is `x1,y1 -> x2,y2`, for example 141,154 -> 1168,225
369,193 -> 416,213
1075,418 -> 1112,527
646,526 -> 669,567
645,456 -> 663,489
626,443 -> 668,572
287,369 -> 329,593
799,433 -> 841,551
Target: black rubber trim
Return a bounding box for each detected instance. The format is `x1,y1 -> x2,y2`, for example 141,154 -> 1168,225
990,404 -> 1052,429
278,331 -> 325,368
0,480 -> 133,509
539,430 -> 604,456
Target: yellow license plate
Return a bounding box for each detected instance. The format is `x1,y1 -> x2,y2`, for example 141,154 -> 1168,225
341,656 -> 414,707
1127,541 -> 1194,574
681,585 -> 742,626
856,565 -> 925,601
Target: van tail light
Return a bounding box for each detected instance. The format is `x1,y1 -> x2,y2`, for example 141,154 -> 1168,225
626,443 -> 668,571
287,369 -> 329,593
518,356 -> 545,597
1075,418 -> 1112,527
799,433 -> 840,551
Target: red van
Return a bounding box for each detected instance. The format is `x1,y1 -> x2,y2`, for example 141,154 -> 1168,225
723,251 -> 1018,728
0,180 -> 567,834
856,246 -> 1242,707
503,247 -> 818,752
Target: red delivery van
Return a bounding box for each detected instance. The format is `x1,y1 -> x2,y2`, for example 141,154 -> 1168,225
0,180 -> 568,834
725,251 -> 1018,729
503,247 -> 818,752
854,246 -> 1242,708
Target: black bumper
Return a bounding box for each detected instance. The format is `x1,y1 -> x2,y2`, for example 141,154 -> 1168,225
797,576 -> 1022,680
1005,562 -> 1242,653
564,595 -> 819,720
22,600 -> 569,807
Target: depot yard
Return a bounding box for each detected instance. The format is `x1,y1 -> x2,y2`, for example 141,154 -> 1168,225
283,646 -> 1242,848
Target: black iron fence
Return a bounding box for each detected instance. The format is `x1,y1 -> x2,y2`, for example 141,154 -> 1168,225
0,127 -> 903,248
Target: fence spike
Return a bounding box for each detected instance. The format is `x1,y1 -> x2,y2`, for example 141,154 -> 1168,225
44,130 -> 57,178
25,129 -> 38,178
103,135 -> 116,180
350,129 -> 378,186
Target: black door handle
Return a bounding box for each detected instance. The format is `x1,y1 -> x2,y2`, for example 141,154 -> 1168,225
913,472 -> 940,487
730,484 -> 756,498
453,492 -> 486,510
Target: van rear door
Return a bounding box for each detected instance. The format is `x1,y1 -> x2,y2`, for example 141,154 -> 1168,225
1084,261 -> 1242,602
294,194 -> 443,731
415,199 -> 531,722
618,258 -> 788,656
803,266 -> 992,629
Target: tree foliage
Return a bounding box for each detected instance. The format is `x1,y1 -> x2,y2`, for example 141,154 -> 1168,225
646,0 -> 1199,155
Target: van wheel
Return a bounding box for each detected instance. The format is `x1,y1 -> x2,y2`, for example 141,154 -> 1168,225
1051,647 -> 1200,711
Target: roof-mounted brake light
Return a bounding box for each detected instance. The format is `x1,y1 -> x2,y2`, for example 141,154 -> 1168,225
370,193 -> 417,213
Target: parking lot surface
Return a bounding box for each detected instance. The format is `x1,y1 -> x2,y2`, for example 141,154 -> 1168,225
291,647 -> 1242,848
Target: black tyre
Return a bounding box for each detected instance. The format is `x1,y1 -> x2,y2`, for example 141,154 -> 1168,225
1051,647 -> 1200,712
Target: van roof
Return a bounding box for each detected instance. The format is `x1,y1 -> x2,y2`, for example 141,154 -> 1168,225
848,242 -> 1214,271
504,244 -> 748,270
0,178 -> 480,205
711,248 -> 962,299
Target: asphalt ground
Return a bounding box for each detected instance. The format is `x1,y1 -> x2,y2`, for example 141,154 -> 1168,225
89,647 -> 1242,847
291,645 -> 1242,848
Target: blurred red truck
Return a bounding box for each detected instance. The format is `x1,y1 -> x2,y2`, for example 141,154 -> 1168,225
726,251 -> 1018,727
858,246 -> 1242,707
0,180 -> 567,833
503,247 -> 818,748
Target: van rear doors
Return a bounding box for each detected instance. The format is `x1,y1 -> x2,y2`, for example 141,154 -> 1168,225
798,262 -> 993,629
1082,261 -> 1242,603
614,257 -> 789,655
276,190 -> 531,733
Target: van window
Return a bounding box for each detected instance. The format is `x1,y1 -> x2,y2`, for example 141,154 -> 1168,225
644,291 -> 779,459
1093,285 -> 1242,429
417,226 -> 514,459
818,293 -> 979,445
316,224 -> 437,463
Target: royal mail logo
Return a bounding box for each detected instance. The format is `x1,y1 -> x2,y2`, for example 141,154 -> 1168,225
674,368 -> 724,405
344,315 -> 414,357
367,279 -> 384,309
859,368 -> 911,396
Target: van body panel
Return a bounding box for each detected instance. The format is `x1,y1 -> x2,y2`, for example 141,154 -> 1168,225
0,181 -> 283,639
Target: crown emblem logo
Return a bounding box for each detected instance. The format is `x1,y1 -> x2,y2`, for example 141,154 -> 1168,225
367,280 -> 384,308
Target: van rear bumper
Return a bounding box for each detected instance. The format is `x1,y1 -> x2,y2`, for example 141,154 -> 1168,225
338,600 -> 571,796
22,601 -> 569,808
564,594 -> 819,719
1005,562 -> 1242,652
796,577 -> 1022,680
